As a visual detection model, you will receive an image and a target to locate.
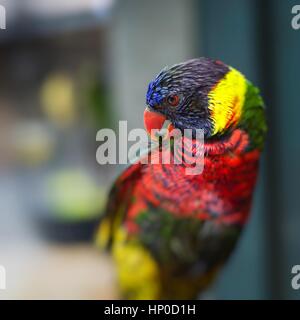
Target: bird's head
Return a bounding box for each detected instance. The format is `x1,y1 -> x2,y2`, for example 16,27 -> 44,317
145,57 -> 248,139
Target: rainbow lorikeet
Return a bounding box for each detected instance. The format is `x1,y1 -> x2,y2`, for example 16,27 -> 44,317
96,58 -> 267,299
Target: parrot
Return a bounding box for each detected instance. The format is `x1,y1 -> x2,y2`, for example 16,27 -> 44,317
96,57 -> 267,299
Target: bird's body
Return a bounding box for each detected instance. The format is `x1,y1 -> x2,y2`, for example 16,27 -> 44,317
96,58 -> 266,299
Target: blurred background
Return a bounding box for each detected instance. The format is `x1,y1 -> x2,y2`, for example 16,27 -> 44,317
0,0 -> 299,299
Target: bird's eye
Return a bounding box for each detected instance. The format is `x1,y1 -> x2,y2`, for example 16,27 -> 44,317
166,94 -> 180,107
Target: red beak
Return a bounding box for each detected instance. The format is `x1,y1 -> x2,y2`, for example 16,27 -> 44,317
143,108 -> 167,135
143,108 -> 175,140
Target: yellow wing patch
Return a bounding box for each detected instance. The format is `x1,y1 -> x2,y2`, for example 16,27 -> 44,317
208,67 -> 247,135
95,201 -> 127,249
112,227 -> 161,299
95,218 -> 111,249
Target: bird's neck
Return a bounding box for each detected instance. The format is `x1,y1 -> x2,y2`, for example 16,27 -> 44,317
171,128 -> 250,166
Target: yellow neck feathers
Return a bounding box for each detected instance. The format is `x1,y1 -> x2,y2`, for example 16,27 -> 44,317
208,67 -> 247,135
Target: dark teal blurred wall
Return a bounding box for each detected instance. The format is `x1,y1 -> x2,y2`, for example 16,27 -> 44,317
198,0 -> 300,299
